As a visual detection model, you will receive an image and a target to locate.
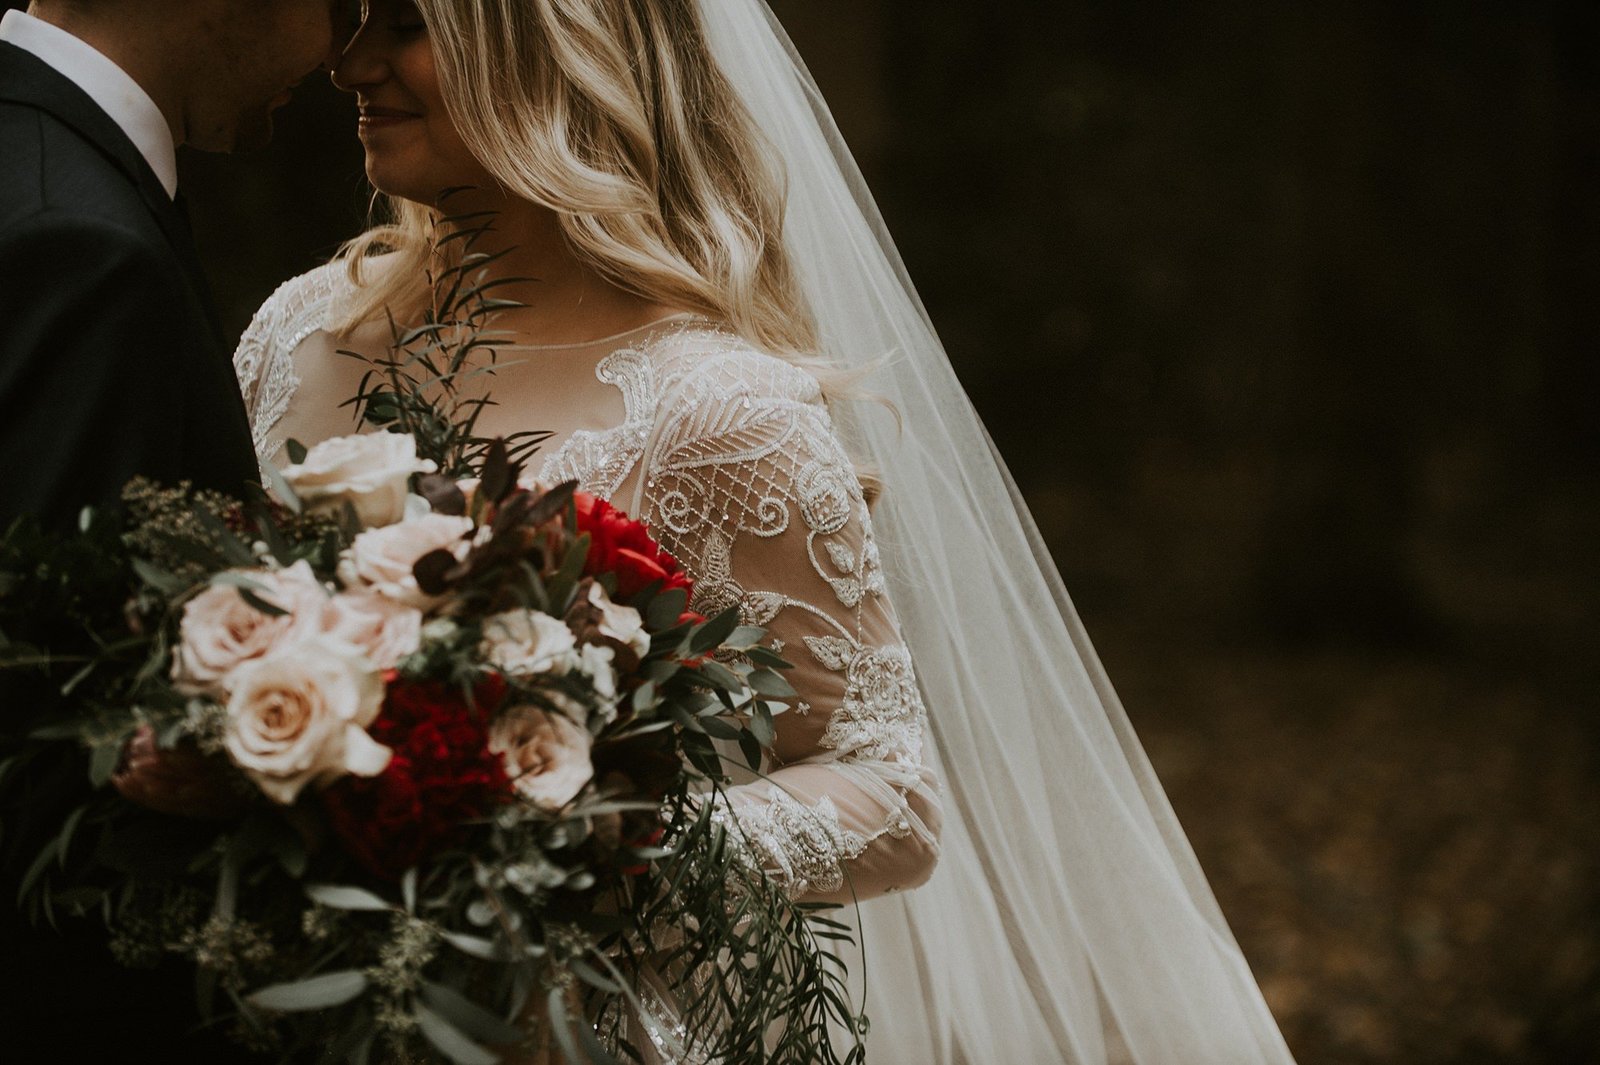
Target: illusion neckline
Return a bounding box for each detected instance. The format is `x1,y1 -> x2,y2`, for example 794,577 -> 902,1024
498,312 -> 705,352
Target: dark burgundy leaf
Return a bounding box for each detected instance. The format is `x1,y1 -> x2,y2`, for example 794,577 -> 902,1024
417,473 -> 467,516
412,548 -> 459,595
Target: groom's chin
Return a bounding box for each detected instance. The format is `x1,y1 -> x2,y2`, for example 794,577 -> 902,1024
189,109 -> 277,155
229,110 -> 278,154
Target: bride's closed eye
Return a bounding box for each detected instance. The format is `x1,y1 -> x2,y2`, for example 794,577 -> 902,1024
343,0 -> 427,38
387,1 -> 427,35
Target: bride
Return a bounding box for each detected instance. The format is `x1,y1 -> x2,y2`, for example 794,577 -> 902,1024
235,0 -> 1297,1062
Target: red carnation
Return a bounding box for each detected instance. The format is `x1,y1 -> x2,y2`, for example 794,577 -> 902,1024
321,675 -> 511,881
573,492 -> 694,602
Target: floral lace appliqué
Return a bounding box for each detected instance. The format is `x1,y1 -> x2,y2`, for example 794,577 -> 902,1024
714,787 -> 867,898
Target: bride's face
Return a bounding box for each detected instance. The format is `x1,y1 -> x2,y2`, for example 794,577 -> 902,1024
330,0 -> 497,203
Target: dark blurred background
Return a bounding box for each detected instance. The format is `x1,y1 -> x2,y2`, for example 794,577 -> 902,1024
18,0 -> 1599,1060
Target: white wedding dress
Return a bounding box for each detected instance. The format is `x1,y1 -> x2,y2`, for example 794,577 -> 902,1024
234,267 -> 943,1061
234,4 -> 1301,1060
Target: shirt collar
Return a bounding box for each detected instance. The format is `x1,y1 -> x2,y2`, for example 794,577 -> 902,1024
0,9 -> 178,198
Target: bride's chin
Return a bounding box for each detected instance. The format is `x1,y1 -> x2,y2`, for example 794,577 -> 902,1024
362,163 -> 428,206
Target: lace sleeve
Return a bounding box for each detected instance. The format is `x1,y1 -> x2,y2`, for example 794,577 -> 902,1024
633,348 -> 942,903
232,260 -> 347,465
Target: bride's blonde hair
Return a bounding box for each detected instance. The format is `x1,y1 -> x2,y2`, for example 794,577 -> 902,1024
337,0 -> 822,369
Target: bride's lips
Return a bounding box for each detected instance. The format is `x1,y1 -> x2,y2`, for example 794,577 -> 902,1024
359,106 -> 422,131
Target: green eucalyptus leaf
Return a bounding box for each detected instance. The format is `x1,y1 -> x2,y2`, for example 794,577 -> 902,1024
415,1001 -> 500,1065
87,742 -> 121,787
567,958 -> 622,994
55,804 -> 88,870
697,715 -> 742,742
645,587 -> 689,631
131,558 -> 187,596
247,970 -> 369,1012
744,646 -> 791,669
748,702 -> 777,747
748,669 -> 796,698
420,980 -> 524,1044
305,883 -> 393,912
16,835 -> 58,904
575,1010 -> 622,1065
738,729 -> 763,771
260,461 -> 303,515
440,931 -> 505,961
546,989 -> 584,1065
689,608 -> 740,655
29,719 -> 90,741
698,660 -> 742,690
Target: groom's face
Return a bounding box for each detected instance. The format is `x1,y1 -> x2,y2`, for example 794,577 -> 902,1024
184,0 -> 341,152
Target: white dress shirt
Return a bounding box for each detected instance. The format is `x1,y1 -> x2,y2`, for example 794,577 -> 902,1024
0,8 -> 178,198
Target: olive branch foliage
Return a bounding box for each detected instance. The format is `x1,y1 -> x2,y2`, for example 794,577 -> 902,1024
328,191 -> 550,481
0,202 -> 869,1063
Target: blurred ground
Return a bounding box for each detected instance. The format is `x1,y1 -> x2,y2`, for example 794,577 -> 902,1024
1097,623 -> 1599,1064
1053,474 -> 1600,1064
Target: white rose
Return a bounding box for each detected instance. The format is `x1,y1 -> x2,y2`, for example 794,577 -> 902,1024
325,590 -> 423,671
575,643 -> 618,705
281,433 -> 437,528
489,706 -> 594,811
337,513 -> 476,610
172,560 -> 333,697
586,583 -> 650,658
480,609 -> 579,677
222,640 -> 392,805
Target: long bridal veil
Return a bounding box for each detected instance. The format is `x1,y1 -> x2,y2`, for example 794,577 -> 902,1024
695,2 -> 1297,1062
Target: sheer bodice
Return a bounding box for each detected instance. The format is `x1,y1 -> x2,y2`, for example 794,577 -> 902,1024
233,262 -> 942,905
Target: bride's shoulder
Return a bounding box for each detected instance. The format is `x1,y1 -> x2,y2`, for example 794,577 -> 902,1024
646,321 -> 824,407
240,252 -> 408,346
247,258 -> 346,334
234,253 -> 407,389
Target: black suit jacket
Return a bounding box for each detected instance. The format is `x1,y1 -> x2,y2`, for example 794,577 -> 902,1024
0,42 -> 261,1059
0,40 -> 259,529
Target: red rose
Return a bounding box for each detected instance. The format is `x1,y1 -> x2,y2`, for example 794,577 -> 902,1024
321,675 -> 511,881
573,493 -> 694,602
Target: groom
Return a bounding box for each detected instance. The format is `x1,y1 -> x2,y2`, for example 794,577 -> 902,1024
0,0 -> 342,1055
0,0 -> 346,527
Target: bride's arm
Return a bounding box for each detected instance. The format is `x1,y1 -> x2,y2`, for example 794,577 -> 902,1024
635,350 -> 942,904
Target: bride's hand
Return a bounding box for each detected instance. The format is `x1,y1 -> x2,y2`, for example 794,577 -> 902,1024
110,725 -> 248,819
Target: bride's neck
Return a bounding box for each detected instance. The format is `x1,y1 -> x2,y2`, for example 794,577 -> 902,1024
436,189 -> 678,346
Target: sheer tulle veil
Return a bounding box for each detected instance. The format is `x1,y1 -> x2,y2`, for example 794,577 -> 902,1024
694,2 -> 1297,1062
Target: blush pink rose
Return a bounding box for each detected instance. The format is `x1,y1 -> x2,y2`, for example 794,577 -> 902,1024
222,639 -> 392,805
171,560 -> 333,697
336,513 -> 476,610
325,590 -> 424,671
488,707 -> 594,812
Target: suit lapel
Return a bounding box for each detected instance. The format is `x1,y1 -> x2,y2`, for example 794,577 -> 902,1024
0,42 -> 223,346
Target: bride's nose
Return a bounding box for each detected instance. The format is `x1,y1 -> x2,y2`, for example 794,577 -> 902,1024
329,16 -> 387,93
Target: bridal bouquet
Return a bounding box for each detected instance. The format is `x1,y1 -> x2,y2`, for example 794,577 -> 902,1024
1,437 -> 849,1063
0,219 -> 864,1064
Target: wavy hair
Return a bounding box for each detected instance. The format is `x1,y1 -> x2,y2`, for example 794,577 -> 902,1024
336,0 -> 824,371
